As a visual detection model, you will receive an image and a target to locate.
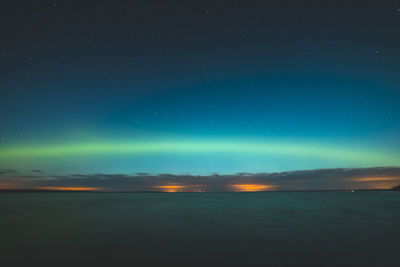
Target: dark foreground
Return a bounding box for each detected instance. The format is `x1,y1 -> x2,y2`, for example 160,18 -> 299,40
0,192 -> 399,266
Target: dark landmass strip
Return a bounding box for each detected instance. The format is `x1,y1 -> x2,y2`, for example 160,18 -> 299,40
0,189 -> 392,193
0,189 -> 173,193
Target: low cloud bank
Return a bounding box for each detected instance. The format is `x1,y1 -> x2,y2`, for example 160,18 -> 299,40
1,167 -> 400,191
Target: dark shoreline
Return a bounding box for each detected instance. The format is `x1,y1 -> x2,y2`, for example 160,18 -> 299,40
0,189 -> 393,193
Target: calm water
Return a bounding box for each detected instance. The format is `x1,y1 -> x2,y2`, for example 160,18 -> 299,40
0,191 -> 399,266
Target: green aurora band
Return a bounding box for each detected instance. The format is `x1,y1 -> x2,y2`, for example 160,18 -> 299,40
1,140 -> 399,167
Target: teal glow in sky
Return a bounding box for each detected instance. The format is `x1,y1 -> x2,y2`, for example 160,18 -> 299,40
1,138 -> 399,175
1,1 -> 400,189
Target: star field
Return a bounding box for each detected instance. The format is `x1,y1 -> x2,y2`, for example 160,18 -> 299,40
1,1 -> 400,189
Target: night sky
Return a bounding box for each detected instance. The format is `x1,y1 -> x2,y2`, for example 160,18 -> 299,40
1,1 -> 400,191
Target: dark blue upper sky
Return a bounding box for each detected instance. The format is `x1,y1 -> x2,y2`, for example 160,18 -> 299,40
1,1 -> 400,176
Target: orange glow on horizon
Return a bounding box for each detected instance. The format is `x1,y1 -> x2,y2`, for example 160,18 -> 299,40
231,184 -> 275,192
156,185 -> 186,189
354,177 -> 400,182
155,185 -> 185,192
0,183 -> 21,190
352,177 -> 400,190
39,187 -> 100,191
155,185 -> 208,192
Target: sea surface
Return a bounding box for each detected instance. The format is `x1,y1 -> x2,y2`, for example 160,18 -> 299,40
0,191 -> 399,266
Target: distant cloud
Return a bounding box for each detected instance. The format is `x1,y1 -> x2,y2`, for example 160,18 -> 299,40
136,173 -> 150,176
0,169 -> 17,175
1,167 -> 399,191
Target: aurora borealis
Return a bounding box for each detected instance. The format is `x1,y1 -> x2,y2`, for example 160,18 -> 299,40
1,139 -> 400,191
1,1 -> 400,190
1,139 -> 400,174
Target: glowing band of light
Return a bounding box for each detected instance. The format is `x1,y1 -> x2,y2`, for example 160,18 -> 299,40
0,140 -> 399,166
